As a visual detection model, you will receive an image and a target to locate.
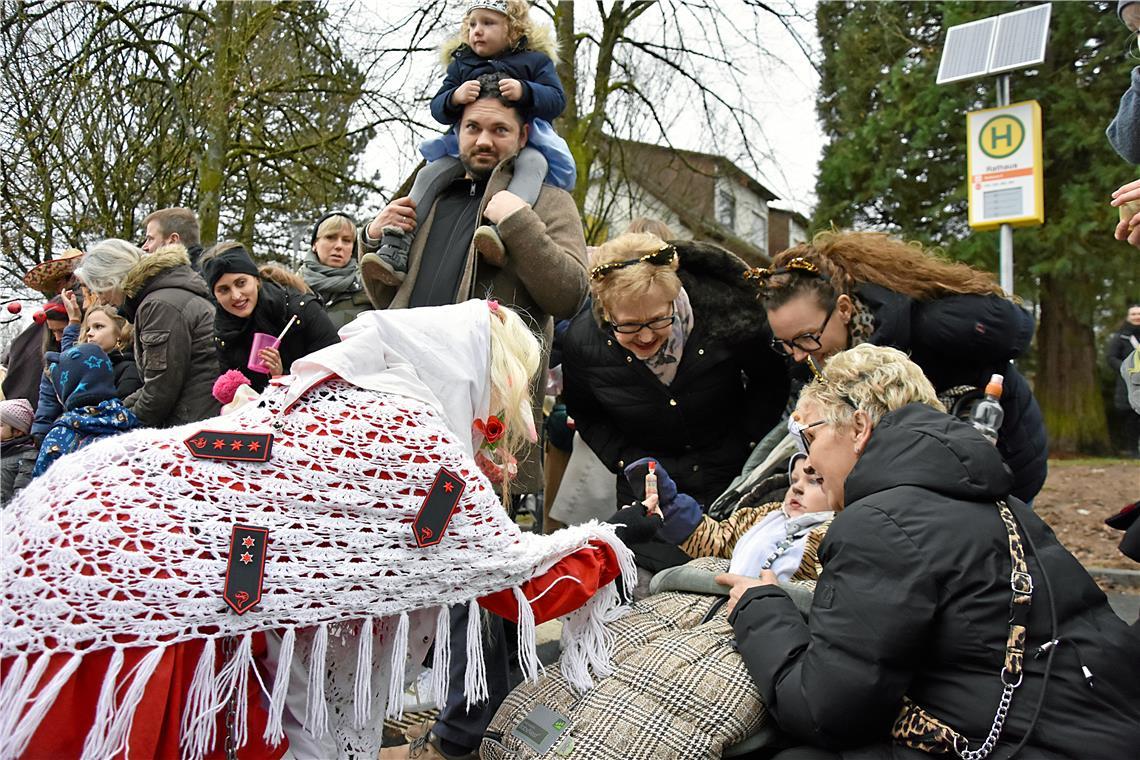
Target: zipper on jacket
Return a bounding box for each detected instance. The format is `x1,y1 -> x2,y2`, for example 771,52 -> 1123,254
469,180 -> 477,197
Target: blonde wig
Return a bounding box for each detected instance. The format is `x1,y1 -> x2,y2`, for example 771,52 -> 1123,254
486,301 -> 543,503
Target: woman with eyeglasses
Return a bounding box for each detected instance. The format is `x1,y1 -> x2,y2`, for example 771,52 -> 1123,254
561,232 -> 789,572
721,344 -> 1140,760
755,230 -> 1047,503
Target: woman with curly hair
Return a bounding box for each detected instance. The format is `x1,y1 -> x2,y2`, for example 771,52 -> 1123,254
754,230 -> 1047,502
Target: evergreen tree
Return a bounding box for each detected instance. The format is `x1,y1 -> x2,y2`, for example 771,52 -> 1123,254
815,1 -> 1140,453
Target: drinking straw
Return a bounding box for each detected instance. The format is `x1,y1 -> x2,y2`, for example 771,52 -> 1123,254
274,314 -> 299,344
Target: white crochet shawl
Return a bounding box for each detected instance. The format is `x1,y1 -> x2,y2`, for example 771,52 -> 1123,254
0,301 -> 635,759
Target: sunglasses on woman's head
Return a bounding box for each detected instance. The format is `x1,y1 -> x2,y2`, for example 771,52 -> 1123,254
589,244 -> 677,281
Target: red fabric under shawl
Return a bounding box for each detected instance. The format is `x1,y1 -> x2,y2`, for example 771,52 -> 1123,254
479,541 -> 623,624
3,636 -> 285,760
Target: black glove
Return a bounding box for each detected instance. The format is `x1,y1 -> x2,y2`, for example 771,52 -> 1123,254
607,503 -> 663,546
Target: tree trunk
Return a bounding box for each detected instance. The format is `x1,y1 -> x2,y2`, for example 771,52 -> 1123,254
197,0 -> 238,245
1035,274 -> 1110,454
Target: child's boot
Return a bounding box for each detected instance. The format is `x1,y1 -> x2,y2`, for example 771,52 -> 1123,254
473,224 -> 506,267
362,229 -> 411,287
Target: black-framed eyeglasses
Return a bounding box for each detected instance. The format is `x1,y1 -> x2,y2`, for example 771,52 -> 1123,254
788,418 -> 827,455
589,244 -> 677,281
771,306 -> 835,356
610,306 -> 677,335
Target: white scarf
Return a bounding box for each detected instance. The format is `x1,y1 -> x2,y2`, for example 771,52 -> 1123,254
0,301 -> 635,760
728,508 -> 834,580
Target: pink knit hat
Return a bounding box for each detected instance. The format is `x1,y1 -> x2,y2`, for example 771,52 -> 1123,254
0,399 -> 34,435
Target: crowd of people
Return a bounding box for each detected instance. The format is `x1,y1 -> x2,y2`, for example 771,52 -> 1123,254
1,1 -> 1138,758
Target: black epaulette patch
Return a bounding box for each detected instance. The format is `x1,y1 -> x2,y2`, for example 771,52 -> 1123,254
223,524 -> 269,615
184,430 -> 273,462
412,467 -> 465,547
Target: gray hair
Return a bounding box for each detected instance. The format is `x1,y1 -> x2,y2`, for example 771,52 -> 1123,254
74,239 -> 143,295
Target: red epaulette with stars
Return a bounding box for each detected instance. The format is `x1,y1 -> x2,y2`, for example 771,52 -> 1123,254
183,429 -> 273,462
223,524 -> 269,615
412,467 -> 465,548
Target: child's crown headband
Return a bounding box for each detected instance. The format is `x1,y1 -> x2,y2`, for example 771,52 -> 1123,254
466,0 -> 510,15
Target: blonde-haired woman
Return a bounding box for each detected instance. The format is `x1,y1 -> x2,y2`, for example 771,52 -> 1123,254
721,344 -> 1140,760
299,212 -> 370,329
561,233 -> 789,572
754,230 -> 1046,502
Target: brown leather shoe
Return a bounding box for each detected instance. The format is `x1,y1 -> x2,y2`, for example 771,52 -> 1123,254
376,721 -> 476,760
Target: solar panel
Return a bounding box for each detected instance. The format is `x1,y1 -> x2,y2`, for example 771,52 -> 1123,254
936,4 -> 1051,84
937,17 -> 996,84
989,4 -> 1052,74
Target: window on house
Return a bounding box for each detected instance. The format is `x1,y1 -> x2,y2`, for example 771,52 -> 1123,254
751,210 -> 768,254
716,186 -> 736,230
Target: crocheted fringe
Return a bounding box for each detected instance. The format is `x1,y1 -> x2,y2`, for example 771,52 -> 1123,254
214,633 -> 254,751
558,531 -> 638,693
264,627 -> 295,746
81,647 -> 126,760
354,617 -> 374,728
430,605 -> 451,709
8,651 -> 83,758
0,653 -> 33,747
180,638 -> 219,759
513,586 -> 542,682
463,599 -> 489,706
92,645 -> 166,760
304,622 -> 330,740
385,612 -> 410,719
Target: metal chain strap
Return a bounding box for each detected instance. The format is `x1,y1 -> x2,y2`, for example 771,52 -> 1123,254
222,636 -> 238,760
954,680 -> 1016,760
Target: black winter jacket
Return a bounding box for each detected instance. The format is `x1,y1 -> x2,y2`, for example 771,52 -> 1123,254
109,348 -> 143,400
730,404 -> 1140,759
856,283 -> 1048,502
1106,321 -> 1140,411
430,43 -> 564,125
214,280 -> 340,392
562,242 -> 789,509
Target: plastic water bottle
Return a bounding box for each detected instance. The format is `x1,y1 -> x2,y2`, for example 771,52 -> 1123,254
971,373 -> 1005,445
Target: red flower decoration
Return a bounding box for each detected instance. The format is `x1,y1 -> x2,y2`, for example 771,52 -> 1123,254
474,415 -> 505,447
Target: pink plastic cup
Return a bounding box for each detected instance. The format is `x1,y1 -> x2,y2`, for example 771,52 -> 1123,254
247,332 -> 281,374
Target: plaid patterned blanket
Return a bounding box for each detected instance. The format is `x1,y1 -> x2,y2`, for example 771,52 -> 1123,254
482,563 -> 768,759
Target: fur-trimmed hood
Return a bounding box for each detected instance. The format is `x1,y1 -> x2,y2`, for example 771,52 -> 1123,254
591,240 -> 771,347
121,244 -> 211,321
440,19 -> 559,65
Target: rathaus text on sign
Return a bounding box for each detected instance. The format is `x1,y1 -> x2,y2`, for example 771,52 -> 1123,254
966,100 -> 1044,230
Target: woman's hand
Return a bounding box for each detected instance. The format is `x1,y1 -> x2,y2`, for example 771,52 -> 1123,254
61,289 -> 82,324
258,346 -> 284,377
717,570 -> 779,614
642,492 -> 660,517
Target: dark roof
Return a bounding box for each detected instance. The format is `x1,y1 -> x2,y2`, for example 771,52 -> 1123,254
599,138 -> 778,265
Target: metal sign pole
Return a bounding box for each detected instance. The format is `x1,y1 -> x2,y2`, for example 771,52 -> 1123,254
997,74 -> 1014,295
